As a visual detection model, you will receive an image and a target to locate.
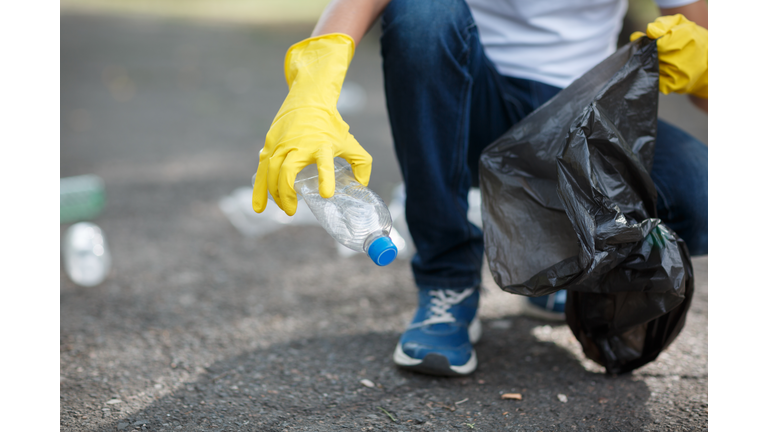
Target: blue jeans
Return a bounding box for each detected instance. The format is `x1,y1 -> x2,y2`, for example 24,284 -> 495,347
380,0 -> 708,291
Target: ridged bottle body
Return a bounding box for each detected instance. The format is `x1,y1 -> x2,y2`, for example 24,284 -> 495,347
296,159 -> 392,254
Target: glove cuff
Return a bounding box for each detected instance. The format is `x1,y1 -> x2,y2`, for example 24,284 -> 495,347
283,33 -> 356,90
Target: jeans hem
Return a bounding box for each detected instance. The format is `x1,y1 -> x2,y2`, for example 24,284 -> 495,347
414,277 -> 482,291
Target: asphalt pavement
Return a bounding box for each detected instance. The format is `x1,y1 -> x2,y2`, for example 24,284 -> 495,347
60,12 -> 708,431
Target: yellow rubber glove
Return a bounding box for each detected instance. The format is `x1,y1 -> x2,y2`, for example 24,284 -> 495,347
252,33 -> 373,216
631,14 -> 707,99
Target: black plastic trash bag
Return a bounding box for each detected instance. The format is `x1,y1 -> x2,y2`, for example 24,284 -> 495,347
478,37 -> 694,375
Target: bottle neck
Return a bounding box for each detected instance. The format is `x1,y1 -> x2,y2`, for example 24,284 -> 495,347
363,231 -> 388,252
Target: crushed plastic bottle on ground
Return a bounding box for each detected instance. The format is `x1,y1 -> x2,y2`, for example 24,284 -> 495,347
62,222 -> 112,287
219,186 -> 319,239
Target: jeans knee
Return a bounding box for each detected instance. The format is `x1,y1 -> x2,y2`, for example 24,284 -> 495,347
652,120 -> 708,255
381,0 -> 474,60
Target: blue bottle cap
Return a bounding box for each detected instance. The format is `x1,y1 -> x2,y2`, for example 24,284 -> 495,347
367,236 -> 398,266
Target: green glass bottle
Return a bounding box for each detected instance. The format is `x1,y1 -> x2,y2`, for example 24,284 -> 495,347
60,175 -> 105,224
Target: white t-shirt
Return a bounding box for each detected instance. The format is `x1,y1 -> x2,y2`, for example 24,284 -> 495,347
465,0 -> 697,88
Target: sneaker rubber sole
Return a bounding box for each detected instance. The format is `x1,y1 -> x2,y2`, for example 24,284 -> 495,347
393,315 -> 482,376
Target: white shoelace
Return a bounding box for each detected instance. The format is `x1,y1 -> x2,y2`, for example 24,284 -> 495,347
411,287 -> 475,328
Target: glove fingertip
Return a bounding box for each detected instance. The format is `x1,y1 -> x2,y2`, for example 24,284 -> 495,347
630,31 -> 646,42
279,188 -> 298,215
355,173 -> 370,187
252,186 -> 267,213
284,201 -> 297,216
319,180 -> 335,199
352,164 -> 372,187
252,200 -> 266,213
691,87 -> 707,99
315,155 -> 336,198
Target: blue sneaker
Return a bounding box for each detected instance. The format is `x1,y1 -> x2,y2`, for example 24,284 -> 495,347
523,290 -> 567,321
393,287 -> 481,376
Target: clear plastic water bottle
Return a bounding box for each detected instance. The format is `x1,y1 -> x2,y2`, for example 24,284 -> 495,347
62,222 -> 112,287
253,158 -> 398,266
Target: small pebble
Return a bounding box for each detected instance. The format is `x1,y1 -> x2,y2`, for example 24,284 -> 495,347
558,394 -> 568,403
360,379 -> 375,388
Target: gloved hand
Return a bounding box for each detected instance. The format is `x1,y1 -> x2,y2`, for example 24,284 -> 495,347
631,14 -> 707,99
252,33 -> 373,216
